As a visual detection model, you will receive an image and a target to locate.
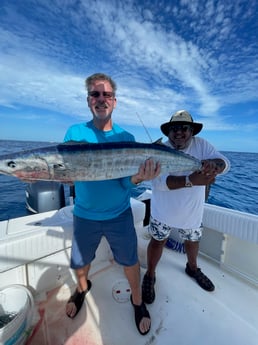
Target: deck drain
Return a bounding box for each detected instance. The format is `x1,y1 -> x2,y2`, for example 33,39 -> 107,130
112,279 -> 131,303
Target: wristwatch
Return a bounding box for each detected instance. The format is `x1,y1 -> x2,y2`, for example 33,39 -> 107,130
185,175 -> 193,187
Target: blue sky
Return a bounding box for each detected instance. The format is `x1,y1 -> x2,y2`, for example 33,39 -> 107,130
0,0 -> 257,152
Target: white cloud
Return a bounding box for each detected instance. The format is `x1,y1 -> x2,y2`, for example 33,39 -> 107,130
0,0 -> 257,139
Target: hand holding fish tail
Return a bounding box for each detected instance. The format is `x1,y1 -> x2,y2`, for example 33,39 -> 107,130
201,159 -> 226,174
189,170 -> 216,186
189,162 -> 217,186
131,159 -> 161,185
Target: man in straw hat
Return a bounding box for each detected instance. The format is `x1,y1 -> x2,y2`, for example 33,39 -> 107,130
142,110 -> 230,303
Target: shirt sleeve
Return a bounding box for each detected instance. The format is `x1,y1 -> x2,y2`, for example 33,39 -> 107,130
63,127 -> 73,142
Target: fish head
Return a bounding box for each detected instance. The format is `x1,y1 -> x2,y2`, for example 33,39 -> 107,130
0,155 -> 51,181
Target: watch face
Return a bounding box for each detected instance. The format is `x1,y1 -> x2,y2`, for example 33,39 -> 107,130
185,176 -> 193,187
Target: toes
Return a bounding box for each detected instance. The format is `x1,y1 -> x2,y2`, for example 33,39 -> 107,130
140,316 -> 151,334
66,302 -> 76,318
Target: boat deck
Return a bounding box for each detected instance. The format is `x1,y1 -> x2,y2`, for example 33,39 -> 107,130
26,247 -> 258,345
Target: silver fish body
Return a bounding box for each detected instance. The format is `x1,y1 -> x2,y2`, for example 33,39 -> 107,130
0,141 -> 201,182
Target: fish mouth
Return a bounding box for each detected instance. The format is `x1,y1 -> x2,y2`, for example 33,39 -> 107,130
0,163 -> 13,176
0,169 -> 9,176
0,157 -> 51,180
9,170 -> 51,181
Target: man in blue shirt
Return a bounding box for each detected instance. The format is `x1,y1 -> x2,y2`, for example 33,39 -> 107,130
65,73 -> 160,335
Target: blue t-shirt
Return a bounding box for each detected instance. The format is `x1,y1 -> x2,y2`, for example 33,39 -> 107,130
64,120 -> 136,220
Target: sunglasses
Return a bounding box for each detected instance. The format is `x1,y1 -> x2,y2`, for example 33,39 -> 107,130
88,91 -> 114,99
169,125 -> 192,133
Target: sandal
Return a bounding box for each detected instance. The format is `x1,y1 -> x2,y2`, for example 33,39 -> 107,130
142,273 -> 156,304
185,263 -> 215,291
130,295 -> 151,335
66,280 -> 92,319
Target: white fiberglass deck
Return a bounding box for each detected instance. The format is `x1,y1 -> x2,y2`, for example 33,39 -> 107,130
27,248 -> 258,345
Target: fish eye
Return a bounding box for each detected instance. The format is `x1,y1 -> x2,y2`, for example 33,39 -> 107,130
7,161 -> 16,168
53,163 -> 65,169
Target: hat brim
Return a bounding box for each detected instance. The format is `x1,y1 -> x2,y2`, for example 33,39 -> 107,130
160,121 -> 203,136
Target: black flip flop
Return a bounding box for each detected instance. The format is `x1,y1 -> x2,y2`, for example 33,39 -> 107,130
185,264 -> 215,291
66,280 -> 92,319
130,295 -> 151,335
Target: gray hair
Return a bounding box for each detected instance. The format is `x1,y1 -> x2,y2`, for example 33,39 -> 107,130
85,73 -> 117,94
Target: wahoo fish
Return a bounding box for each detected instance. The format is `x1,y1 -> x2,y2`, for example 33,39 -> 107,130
0,141 -> 201,182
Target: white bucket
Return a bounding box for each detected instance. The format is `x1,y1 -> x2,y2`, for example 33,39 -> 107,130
0,285 -> 34,345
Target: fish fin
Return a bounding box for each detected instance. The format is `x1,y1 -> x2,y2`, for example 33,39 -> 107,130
153,138 -> 163,145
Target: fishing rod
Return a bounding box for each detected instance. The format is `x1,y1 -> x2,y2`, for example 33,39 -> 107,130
136,112 -> 153,143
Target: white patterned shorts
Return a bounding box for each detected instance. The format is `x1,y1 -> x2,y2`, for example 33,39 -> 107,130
149,216 -> 203,242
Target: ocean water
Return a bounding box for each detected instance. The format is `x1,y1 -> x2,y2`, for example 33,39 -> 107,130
0,140 -> 257,221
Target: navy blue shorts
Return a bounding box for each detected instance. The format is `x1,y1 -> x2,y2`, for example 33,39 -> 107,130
70,207 -> 138,269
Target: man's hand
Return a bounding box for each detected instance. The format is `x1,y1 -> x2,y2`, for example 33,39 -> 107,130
190,159 -> 224,186
201,159 -> 225,174
189,170 -> 216,186
131,159 -> 161,185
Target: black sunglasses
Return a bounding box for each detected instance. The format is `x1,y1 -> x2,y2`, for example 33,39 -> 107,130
88,91 -> 114,99
169,125 -> 192,133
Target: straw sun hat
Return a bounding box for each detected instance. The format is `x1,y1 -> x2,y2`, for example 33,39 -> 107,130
160,110 -> 203,136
